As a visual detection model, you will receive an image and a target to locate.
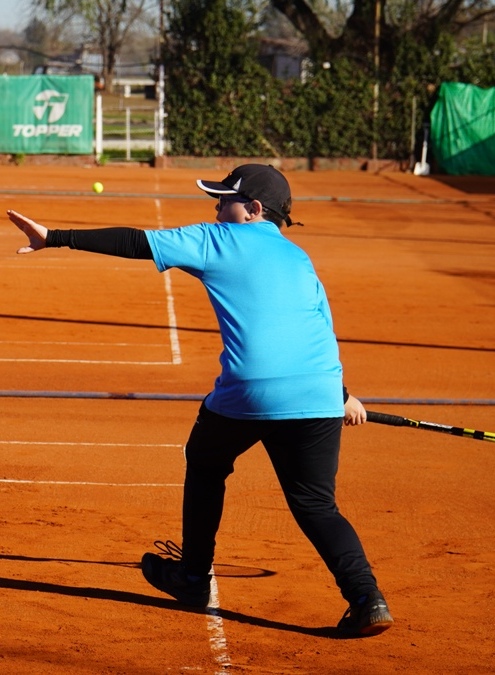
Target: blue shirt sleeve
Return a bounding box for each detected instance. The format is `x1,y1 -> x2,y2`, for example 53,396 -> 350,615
145,224 -> 210,277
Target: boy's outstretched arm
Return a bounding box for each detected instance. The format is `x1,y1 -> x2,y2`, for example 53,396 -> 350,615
7,210 -> 153,259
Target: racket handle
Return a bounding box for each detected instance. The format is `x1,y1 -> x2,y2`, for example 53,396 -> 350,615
366,411 -> 407,426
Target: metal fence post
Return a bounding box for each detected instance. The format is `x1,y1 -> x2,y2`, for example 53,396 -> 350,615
409,95 -> 417,171
156,65 -> 165,157
126,107 -> 131,161
95,93 -> 103,161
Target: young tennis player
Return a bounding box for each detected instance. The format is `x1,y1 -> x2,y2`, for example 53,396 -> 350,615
7,164 -> 393,636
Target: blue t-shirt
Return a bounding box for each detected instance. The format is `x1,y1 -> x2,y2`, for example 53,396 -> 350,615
146,221 -> 344,420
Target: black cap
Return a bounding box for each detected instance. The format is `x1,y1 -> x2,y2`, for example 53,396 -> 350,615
197,163 -> 294,226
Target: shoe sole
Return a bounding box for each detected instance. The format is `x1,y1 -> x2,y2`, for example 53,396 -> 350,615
360,617 -> 394,636
338,607 -> 394,637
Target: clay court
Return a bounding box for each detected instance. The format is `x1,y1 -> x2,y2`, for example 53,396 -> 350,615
0,164 -> 493,674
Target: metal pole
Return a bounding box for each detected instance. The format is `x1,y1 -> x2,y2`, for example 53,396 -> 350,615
154,110 -> 159,156
409,95 -> 417,171
126,107 -> 131,161
159,0 -> 164,36
95,93 -> 103,161
155,0 -> 166,158
157,64 -> 165,156
372,0 -> 381,161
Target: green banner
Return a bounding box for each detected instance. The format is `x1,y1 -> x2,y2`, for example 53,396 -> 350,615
430,82 -> 495,176
0,75 -> 94,155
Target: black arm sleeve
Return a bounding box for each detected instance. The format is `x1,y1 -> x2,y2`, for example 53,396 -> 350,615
46,227 -> 153,259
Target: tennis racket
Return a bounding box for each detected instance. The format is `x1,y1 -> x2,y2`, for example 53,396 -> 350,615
366,410 -> 495,443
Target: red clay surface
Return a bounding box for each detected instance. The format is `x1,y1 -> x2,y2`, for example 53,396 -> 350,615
0,165 -> 494,674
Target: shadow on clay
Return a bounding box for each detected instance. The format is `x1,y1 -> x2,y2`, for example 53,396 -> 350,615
0,569 -> 359,640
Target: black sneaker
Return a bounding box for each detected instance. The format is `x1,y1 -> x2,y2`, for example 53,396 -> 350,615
141,541 -> 211,607
337,590 -> 394,636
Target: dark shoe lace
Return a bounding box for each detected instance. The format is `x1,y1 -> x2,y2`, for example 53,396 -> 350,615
154,539 -> 183,560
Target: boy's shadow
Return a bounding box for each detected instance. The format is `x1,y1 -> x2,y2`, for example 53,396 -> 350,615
0,553 -> 355,640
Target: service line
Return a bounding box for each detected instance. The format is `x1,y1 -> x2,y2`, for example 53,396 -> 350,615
155,198 -> 182,365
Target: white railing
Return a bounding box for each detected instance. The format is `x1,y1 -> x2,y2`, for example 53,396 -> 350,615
94,93 -> 166,162
94,68 -> 165,162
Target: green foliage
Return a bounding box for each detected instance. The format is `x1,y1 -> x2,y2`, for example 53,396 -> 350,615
451,36 -> 495,87
11,153 -> 26,166
160,0 -> 495,160
164,0 -> 272,156
30,0 -> 495,160
309,60 -> 375,157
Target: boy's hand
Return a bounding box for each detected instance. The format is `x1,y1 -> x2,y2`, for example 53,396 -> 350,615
7,210 -> 48,254
344,394 -> 367,426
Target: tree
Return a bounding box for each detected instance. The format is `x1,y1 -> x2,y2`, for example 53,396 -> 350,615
22,19 -> 49,70
32,0 -> 154,91
271,0 -> 495,73
162,0 -> 278,156
266,0 -> 495,159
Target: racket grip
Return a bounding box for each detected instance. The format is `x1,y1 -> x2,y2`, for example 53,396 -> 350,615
366,411 -> 406,426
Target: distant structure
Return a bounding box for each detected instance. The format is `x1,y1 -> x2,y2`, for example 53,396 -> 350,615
258,37 -> 308,80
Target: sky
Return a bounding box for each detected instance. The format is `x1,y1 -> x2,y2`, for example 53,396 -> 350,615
0,0 -> 31,32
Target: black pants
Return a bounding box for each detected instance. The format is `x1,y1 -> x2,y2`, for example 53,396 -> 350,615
182,402 -> 378,603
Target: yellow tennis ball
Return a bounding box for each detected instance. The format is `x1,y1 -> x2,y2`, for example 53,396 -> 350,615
92,181 -> 104,194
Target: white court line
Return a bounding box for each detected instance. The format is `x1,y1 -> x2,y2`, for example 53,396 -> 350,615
0,479 -> 183,487
155,197 -> 165,228
0,340 -> 167,347
0,264 -> 150,271
0,441 -> 181,447
207,575 -> 232,673
0,440 -> 184,485
155,198 -> 182,365
164,272 -> 181,365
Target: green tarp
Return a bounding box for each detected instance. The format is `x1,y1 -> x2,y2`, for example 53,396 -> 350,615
0,75 -> 94,155
430,82 -> 495,175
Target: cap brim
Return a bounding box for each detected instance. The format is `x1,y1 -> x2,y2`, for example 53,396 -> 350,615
196,179 -> 238,197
